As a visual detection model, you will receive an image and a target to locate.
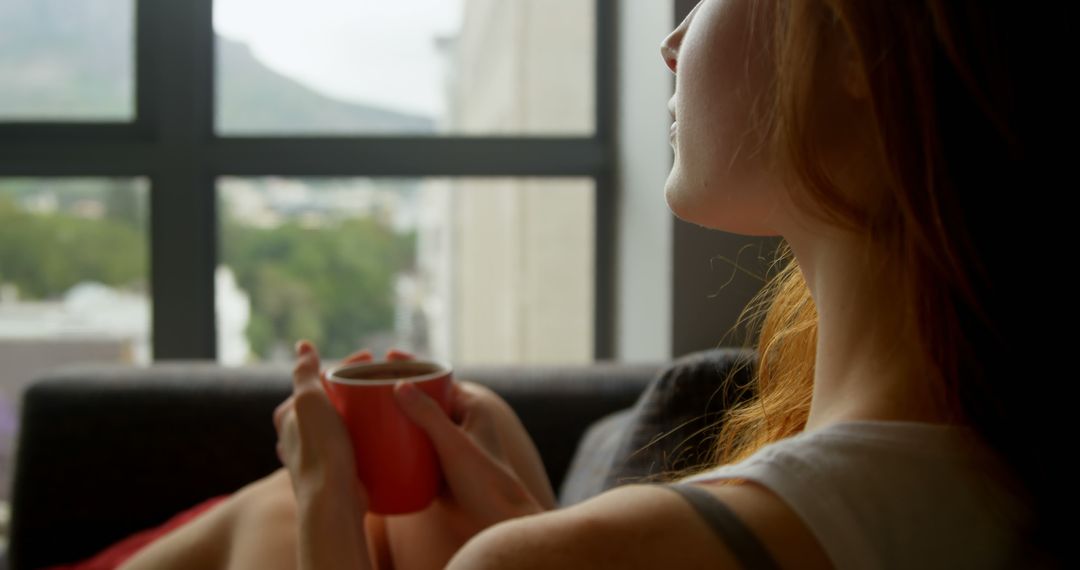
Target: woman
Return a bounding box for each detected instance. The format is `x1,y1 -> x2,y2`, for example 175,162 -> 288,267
116,0 -> 1063,568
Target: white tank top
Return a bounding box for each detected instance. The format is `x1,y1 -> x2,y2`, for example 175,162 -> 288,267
677,419 -> 1035,569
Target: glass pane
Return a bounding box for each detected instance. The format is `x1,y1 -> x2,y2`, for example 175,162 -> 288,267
0,177 -> 150,502
0,0 -> 135,121
218,177 -> 594,366
214,0 -> 594,136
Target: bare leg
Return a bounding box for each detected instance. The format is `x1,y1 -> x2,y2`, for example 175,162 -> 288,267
226,469 -> 300,570
123,383 -> 552,570
118,469 -> 299,570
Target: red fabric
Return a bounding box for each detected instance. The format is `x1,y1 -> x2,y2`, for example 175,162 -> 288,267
43,495 -> 230,570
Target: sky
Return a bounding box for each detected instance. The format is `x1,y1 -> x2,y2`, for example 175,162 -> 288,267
214,0 -> 462,118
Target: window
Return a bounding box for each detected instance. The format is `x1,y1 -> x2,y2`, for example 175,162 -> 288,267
0,0 -> 614,500
214,0 -> 595,136
218,177 -> 594,364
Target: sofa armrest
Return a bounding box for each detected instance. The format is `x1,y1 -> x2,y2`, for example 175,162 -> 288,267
8,360 -> 660,570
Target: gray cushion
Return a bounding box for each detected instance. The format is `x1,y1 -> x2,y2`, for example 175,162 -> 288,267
559,347 -> 757,506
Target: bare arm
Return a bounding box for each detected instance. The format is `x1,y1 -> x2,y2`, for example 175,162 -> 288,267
446,482 -> 829,570
445,485 -> 736,569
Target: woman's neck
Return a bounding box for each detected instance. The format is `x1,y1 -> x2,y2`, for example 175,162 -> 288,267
786,228 -> 952,432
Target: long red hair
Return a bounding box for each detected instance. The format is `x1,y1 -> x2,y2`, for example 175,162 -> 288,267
693,1 -> 1064,565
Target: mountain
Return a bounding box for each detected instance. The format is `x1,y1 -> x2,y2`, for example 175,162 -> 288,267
0,0 -> 134,119
217,37 -> 433,134
0,0 -> 435,133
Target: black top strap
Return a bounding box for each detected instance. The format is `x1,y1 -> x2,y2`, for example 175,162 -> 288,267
663,483 -> 782,570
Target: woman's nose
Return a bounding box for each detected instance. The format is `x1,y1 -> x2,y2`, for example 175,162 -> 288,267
660,33 -> 680,74
662,1 -> 698,74
656,19 -> 682,73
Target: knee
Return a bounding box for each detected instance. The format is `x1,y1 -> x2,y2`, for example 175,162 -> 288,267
235,468 -> 298,527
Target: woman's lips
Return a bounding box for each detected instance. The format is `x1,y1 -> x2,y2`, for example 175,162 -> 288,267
670,122 -> 678,144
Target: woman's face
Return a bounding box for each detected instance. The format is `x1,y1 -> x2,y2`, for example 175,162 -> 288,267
661,0 -> 790,237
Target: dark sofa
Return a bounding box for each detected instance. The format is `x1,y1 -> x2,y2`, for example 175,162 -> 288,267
7,347 -> 756,570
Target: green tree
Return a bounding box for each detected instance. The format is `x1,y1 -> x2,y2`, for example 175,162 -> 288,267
221,215 -> 416,360
0,196 -> 146,299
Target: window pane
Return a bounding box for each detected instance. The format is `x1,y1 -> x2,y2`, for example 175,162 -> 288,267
0,0 -> 134,121
218,177 -> 594,366
0,177 -> 149,501
214,0 -> 594,136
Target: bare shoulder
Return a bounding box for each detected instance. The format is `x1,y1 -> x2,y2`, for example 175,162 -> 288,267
447,481 -> 832,570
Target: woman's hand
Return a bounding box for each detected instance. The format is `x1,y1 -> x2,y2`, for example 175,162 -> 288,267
383,360 -> 558,569
273,341 -> 372,570
277,342 -> 556,570
395,380 -> 554,528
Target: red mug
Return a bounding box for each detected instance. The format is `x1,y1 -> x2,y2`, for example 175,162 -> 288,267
322,359 -> 454,515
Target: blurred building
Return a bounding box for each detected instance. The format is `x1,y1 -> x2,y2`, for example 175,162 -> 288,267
419,0 -> 595,365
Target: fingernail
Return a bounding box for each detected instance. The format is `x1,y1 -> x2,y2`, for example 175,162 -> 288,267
294,341 -> 306,355
397,381 -> 420,402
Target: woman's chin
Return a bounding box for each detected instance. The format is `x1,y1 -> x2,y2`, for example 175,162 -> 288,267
665,190 -> 714,229
665,190 -> 780,237
664,174 -> 716,227
663,184 -> 692,223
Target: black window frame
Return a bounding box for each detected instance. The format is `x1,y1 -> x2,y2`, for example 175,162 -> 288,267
0,0 -> 617,360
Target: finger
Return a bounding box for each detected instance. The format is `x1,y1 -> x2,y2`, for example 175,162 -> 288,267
293,341 -> 321,391
393,381 -> 477,459
447,381 -> 488,425
295,339 -> 316,357
385,348 -> 415,362
325,349 -> 374,382
277,406 -> 301,470
275,401 -> 299,462
342,348 -> 375,365
393,382 -> 505,479
393,382 -> 540,521
273,395 -> 295,433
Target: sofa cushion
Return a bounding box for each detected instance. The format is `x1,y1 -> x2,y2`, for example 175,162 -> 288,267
559,347 -> 757,506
